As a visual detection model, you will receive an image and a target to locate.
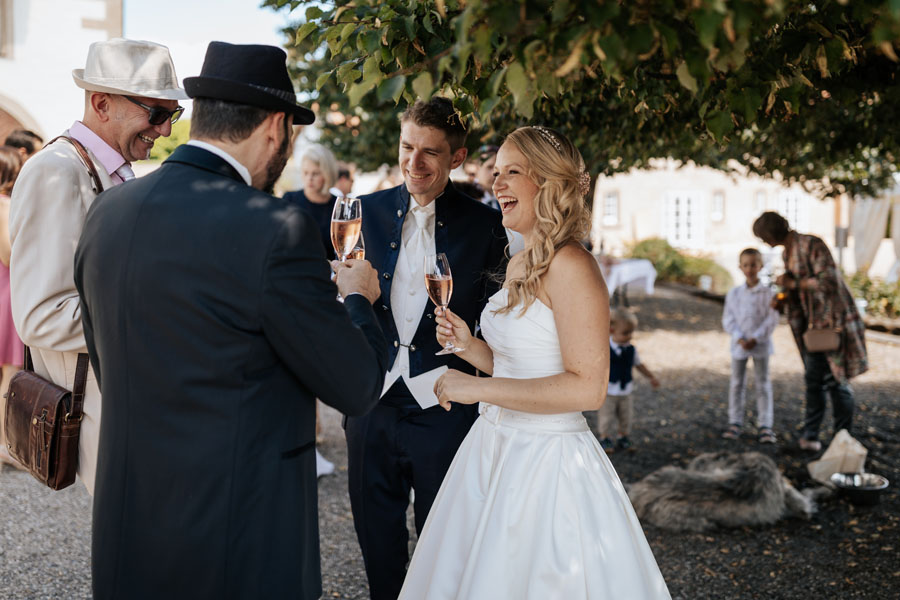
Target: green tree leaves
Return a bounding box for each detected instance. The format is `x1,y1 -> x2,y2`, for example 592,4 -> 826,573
264,0 -> 900,196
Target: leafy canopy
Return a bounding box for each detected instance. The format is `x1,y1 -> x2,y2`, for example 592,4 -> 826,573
263,0 -> 900,198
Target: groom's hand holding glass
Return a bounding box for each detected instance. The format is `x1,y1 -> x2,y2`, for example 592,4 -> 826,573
330,258 -> 382,303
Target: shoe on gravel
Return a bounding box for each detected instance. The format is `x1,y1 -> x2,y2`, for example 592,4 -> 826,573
798,438 -> 822,452
757,428 -> 777,444
615,436 -> 633,451
721,424 -> 741,440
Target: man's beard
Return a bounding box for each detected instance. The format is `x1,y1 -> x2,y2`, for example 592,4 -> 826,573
262,118 -> 292,194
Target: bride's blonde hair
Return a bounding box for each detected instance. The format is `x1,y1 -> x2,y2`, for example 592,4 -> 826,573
497,126 -> 591,315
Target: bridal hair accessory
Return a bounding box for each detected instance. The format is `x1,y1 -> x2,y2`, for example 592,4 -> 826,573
533,126 -> 562,151
533,126 -> 590,196
578,170 -> 591,196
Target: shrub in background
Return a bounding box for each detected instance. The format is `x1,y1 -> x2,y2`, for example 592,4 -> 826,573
628,238 -> 733,294
627,238 -> 686,280
148,119 -> 190,162
682,255 -> 733,294
846,270 -> 900,319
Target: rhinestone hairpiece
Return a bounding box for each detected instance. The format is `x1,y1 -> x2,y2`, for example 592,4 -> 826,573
533,126 -> 561,151
579,171 -> 591,197
534,126 -> 590,196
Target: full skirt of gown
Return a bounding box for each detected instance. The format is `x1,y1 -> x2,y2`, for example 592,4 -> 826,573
398,405 -> 670,599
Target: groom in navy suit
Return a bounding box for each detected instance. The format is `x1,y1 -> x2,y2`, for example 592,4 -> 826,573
346,97 -> 507,599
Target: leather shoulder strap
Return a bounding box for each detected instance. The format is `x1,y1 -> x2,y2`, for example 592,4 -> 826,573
68,354 -> 91,421
47,135 -> 105,195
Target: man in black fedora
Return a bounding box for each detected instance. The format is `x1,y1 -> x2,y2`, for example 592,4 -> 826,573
75,42 -> 388,600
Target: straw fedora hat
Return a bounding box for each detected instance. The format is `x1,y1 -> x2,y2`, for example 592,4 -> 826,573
72,38 -> 188,100
184,42 -> 315,124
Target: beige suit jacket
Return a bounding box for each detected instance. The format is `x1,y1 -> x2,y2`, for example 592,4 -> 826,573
9,133 -> 114,494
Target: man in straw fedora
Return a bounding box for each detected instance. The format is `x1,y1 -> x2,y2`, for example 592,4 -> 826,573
75,42 -> 388,599
8,38 -> 186,494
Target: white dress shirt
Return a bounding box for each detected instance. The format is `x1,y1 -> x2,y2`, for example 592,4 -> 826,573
381,197 -> 446,408
608,337 -> 642,396
722,281 -> 779,359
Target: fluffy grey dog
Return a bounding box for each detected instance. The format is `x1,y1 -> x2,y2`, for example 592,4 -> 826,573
627,452 -> 826,532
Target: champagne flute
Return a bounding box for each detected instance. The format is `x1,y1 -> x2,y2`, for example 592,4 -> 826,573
330,196 -> 362,261
425,252 -> 462,355
348,230 -> 365,260
770,265 -> 786,301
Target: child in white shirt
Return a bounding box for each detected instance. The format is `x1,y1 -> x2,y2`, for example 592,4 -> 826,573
721,248 -> 780,443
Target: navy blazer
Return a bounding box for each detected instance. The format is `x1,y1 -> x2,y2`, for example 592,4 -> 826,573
75,144 -> 388,600
360,182 -> 508,378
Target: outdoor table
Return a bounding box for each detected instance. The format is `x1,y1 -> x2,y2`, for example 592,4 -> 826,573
599,257 -> 657,306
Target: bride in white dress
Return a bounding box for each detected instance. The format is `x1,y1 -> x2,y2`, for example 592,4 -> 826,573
398,126 -> 670,599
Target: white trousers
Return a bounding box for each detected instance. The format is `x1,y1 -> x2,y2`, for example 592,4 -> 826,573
728,355 -> 773,429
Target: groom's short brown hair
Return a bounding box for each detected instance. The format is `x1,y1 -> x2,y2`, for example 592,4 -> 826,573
401,97 -> 467,152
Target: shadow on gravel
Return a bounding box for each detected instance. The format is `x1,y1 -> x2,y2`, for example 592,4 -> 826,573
621,287 -> 726,333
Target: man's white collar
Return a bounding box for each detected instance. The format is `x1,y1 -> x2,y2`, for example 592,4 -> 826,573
186,140 -> 252,186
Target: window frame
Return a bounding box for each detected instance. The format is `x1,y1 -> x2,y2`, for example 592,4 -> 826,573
601,190 -> 620,227
664,190 -> 705,249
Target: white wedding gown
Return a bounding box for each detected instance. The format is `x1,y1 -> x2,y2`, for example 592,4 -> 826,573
398,289 -> 670,599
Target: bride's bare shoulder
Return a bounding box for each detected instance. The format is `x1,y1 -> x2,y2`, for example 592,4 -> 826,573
549,243 -> 602,276
544,243 -> 606,298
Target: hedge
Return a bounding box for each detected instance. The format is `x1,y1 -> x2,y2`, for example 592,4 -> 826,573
627,238 -> 733,295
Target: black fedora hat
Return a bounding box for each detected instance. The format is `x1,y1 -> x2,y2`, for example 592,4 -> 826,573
184,41 -> 315,125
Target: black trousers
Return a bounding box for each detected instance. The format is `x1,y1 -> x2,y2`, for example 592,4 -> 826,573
802,351 -> 855,440
345,382 -> 478,600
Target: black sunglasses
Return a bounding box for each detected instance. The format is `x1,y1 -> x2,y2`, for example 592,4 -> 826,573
124,96 -> 184,126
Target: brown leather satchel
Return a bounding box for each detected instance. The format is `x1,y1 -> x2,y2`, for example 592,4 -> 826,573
803,328 -> 841,353
801,287 -> 841,353
5,349 -> 90,490
3,134 -> 101,490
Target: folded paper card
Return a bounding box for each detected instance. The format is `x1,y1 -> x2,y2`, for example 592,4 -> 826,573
808,429 -> 868,485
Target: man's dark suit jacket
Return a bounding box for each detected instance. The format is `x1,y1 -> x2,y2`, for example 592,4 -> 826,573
360,182 -> 508,379
74,144 -> 388,600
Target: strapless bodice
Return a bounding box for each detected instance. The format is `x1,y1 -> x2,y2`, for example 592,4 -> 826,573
478,289 -> 585,431
480,288 -> 564,379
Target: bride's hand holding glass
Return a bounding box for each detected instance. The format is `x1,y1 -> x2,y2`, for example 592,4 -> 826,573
426,252 -> 464,355
434,306 -> 472,354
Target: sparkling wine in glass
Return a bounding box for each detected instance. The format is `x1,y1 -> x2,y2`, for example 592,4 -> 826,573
348,230 -> 365,260
331,197 -> 362,261
425,252 -> 462,355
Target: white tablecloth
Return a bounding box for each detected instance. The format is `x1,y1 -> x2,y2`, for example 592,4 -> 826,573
600,258 -> 657,297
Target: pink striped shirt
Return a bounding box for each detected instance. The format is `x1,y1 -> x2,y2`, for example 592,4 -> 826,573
68,121 -> 130,185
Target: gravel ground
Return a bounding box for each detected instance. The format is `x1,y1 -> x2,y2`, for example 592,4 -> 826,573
610,285 -> 900,600
1,285 -> 897,599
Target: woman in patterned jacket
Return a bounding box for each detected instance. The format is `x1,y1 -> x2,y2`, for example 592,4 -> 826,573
753,211 -> 868,452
